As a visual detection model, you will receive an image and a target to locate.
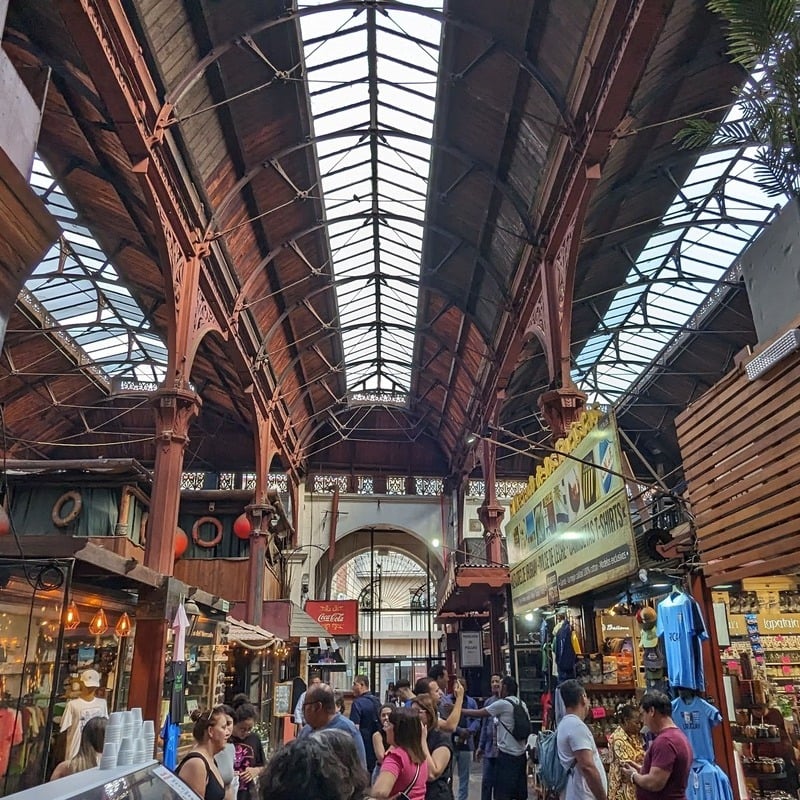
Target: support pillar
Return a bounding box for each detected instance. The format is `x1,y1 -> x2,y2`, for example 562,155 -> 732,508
477,434 -> 505,567
488,593 -> 505,676
144,387 -> 202,576
127,613 -> 169,730
691,573 -> 740,800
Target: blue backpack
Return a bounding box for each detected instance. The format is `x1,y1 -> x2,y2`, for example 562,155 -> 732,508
536,728 -> 572,794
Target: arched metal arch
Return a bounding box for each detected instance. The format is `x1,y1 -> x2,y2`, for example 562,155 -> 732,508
162,1 -> 572,135
208,130 -> 537,244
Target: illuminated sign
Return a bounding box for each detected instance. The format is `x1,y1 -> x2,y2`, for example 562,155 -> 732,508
507,410 -> 637,610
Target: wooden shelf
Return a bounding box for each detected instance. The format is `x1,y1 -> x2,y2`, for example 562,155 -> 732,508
584,683 -> 637,692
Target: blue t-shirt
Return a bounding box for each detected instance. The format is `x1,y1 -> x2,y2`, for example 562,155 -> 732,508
686,760 -> 733,800
657,592 -> 708,690
298,712 -> 367,767
671,696 -> 721,763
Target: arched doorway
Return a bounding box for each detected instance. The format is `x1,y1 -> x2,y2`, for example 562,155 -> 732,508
330,543 -> 439,700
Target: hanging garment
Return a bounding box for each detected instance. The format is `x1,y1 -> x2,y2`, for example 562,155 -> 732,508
0,708 -> 22,776
685,760 -> 734,800
554,621 -> 577,680
671,695 -> 722,763
656,591 -> 708,691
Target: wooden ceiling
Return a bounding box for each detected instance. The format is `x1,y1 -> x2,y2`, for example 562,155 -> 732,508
0,0 -> 757,488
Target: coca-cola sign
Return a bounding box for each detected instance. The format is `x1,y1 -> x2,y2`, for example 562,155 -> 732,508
305,600 -> 358,636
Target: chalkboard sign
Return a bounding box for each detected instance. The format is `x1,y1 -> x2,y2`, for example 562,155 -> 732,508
274,681 -> 293,717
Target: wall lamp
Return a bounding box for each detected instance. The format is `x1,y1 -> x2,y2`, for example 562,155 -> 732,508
745,328 -> 800,381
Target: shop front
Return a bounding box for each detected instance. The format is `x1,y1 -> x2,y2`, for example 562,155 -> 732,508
506,409 -> 641,728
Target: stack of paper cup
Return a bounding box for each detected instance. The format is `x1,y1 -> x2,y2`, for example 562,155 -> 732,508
133,738 -> 148,764
142,720 -> 156,759
130,707 -> 143,730
119,710 -> 134,741
98,741 -> 119,770
105,713 -> 123,747
117,737 -> 134,766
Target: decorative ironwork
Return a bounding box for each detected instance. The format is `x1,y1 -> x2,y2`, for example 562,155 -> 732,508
181,472 -> 205,490
357,476 -> 373,494
217,472 -> 235,491
387,476 -> 406,495
414,477 -> 443,496
313,474 -> 348,493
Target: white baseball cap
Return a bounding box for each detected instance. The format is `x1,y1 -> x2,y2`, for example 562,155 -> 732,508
80,668 -> 101,688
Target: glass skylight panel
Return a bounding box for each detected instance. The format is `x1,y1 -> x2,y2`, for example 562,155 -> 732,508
26,157 -> 167,383
300,0 -> 442,395
574,95 -> 783,405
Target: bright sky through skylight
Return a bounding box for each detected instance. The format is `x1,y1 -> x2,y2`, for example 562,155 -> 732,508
573,99 -> 784,405
299,1 -> 442,396
26,157 -> 167,383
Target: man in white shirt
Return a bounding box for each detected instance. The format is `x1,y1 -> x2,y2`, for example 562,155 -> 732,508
461,676 -> 528,800
556,680 -> 607,800
293,673 -> 321,725
59,669 -> 109,759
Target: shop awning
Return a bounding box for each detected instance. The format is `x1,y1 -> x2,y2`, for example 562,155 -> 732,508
226,616 -> 278,650
436,559 -> 509,617
261,599 -> 332,641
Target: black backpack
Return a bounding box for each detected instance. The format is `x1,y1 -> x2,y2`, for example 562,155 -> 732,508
500,696 -> 532,740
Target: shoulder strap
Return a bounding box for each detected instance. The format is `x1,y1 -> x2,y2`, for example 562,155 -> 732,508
494,698 -> 514,735
177,752 -> 212,777
402,763 -> 421,794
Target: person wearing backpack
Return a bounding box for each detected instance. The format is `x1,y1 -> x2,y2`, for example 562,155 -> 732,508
350,675 -> 382,772
556,680 -> 607,800
460,676 -> 528,800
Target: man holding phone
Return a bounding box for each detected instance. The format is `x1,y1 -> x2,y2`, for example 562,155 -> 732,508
620,691 -> 692,800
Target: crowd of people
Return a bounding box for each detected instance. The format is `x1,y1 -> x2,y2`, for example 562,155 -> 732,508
169,665 -> 534,800
46,663 -> 696,800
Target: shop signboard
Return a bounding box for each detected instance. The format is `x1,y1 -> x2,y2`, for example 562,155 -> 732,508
304,599 -> 359,636
727,613 -> 800,637
507,410 -> 638,612
460,631 -> 483,667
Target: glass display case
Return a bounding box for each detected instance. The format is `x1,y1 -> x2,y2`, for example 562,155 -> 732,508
9,762 -> 200,800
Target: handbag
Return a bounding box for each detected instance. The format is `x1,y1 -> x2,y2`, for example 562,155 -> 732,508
395,763 -> 421,800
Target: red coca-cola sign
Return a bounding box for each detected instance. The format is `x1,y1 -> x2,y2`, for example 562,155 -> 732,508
305,600 -> 358,636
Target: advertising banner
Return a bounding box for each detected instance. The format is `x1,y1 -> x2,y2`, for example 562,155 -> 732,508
507,411 -> 637,612
304,600 -> 359,636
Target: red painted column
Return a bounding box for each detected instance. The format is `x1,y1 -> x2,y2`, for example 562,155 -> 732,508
144,387 -> 202,576
691,573 -> 740,800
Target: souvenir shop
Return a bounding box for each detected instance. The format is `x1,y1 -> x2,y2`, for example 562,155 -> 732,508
0,554 -> 142,796
506,408 -> 735,800
713,577 -> 800,800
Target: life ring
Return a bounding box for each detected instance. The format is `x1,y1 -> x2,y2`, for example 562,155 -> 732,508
140,512 -> 149,546
192,516 -> 223,548
52,491 -> 82,527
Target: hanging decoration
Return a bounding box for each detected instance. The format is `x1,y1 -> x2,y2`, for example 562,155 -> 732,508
88,607 -> 108,636
233,513 -> 252,540
0,508 -> 10,537
64,600 -> 80,630
174,527 -> 189,559
115,612 -> 132,637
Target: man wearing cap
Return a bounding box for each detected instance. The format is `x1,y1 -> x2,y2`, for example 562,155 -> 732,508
59,668 -> 109,759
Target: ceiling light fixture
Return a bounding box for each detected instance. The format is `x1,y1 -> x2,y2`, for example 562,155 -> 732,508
64,600 -> 80,630
746,328 -> 800,381
88,608 -> 108,636
114,612 -> 133,637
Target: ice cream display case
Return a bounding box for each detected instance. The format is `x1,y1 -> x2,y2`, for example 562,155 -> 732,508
6,763 -> 201,800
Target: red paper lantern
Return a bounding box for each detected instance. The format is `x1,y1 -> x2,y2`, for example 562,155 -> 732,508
233,513 -> 252,540
0,508 -> 9,537
174,527 -> 189,559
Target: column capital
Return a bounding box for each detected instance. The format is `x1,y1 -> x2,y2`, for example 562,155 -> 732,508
538,386 -> 587,441
153,386 -> 202,447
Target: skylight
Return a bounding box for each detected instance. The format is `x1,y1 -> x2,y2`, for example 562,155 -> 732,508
25,157 -> 167,384
573,104 -> 784,404
298,1 -> 442,398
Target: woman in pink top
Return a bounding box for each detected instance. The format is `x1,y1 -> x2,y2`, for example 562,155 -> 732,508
372,707 -> 428,800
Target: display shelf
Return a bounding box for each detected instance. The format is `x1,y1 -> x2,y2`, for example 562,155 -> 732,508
734,737 -> 782,743
745,773 -> 788,781
584,683 -> 637,692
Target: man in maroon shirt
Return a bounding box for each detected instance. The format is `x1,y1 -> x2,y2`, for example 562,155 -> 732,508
620,691 -> 693,800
